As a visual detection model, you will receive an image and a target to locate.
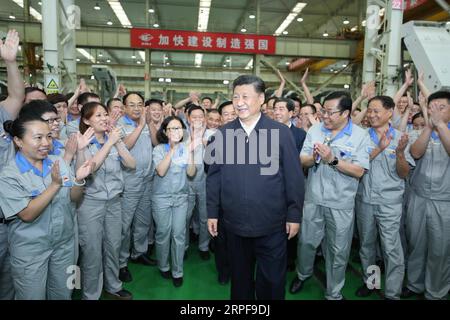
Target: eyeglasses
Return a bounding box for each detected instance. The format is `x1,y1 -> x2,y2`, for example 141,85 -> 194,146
166,127 -> 183,132
42,117 -> 61,124
322,110 -> 343,117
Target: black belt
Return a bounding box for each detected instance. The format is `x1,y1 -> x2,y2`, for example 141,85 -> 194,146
0,218 -> 8,224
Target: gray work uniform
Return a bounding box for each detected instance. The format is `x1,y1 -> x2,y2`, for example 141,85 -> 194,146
65,119 -> 80,137
298,121 -> 370,300
185,139 -> 209,252
118,116 -> 154,267
355,126 -> 415,299
0,153 -> 76,300
152,143 -> 190,278
77,137 -> 126,300
0,106 -> 15,300
405,125 -> 450,300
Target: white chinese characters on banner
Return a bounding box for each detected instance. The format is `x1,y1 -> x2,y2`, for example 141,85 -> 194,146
188,36 -> 199,47
173,35 -> 184,46
159,35 -> 169,45
230,38 -> 241,49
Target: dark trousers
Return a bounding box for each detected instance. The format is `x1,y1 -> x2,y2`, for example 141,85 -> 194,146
287,235 -> 298,268
214,217 -> 230,281
227,229 -> 287,300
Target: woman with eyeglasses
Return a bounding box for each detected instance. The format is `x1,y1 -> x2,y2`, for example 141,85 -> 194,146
152,116 -> 196,287
0,114 -> 94,299
76,101 -> 136,300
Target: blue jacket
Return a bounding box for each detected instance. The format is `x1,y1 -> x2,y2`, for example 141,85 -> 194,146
290,124 -> 307,154
206,114 -> 305,237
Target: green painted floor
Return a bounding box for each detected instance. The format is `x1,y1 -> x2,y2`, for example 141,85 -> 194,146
73,244 -> 448,300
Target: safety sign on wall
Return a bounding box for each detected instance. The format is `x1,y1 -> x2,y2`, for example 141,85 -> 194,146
45,76 -> 60,94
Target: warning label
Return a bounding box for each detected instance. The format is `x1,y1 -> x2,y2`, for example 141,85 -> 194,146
45,77 -> 59,94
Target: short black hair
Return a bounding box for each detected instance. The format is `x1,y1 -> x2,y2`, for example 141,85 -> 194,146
273,97 -> 295,112
412,112 -> 424,123
188,104 -> 205,116
156,116 -> 186,144
47,93 -> 68,105
106,98 -> 122,111
25,87 -> 47,98
368,95 -> 395,110
301,103 -> 317,114
323,91 -> 352,117
218,101 -> 233,115
123,92 -> 144,105
290,96 -> 303,108
19,100 -> 58,119
145,98 -> 164,107
77,92 -> 100,106
428,90 -> 450,105
202,97 -> 213,103
232,75 -> 265,94
207,109 -> 220,115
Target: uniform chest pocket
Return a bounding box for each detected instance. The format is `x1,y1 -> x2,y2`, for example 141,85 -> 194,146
333,144 -> 355,160
385,147 -> 397,159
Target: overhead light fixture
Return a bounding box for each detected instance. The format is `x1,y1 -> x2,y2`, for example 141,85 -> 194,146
334,70 -> 338,74
241,27 -> 247,33
223,64 -> 227,67
285,61 -> 290,65
351,26 -> 357,32
166,62 -> 170,66
330,68 -> 334,72
107,20 -> 113,25
153,23 -> 159,28
197,0 -> 212,32
344,84 -> 350,89
12,0 -> 42,21
361,20 -> 366,27
342,64 -> 347,67
77,48 -> 96,63
139,51 -> 145,62
137,60 -> 142,64
38,1 -> 42,5
223,80 -> 230,85
274,2 -> 307,36
163,55 -> 168,60
245,58 -> 253,70
323,31 -> 329,37
379,8 -> 385,16
297,17 -> 303,22
90,75 -> 95,80
107,0 -> 132,28
343,18 -> 349,25
158,78 -> 164,82
98,52 -> 103,57
249,14 -> 255,19
131,54 -> 136,59
106,59 -> 111,63
35,54 -> 39,58
94,3 -> 101,10
76,58 -> 80,62
9,14 -> 16,20
148,8 -> 155,13
195,65 -> 201,68
282,30 -> 288,35
165,78 -> 171,83
195,53 -> 203,67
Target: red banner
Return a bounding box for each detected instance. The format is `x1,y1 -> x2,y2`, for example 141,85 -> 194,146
130,28 -> 276,55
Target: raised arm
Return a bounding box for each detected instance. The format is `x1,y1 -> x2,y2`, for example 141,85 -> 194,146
0,30 -> 24,118
274,69 -> 286,98
300,68 -> 314,104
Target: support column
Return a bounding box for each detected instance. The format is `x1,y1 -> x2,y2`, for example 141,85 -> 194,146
381,0 -> 404,97
362,2 -> 380,83
144,0 -> 151,99
253,0 -> 261,77
61,0 -> 77,92
42,0 -> 61,94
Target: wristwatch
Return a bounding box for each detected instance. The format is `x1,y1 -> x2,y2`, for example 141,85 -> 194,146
328,156 -> 339,167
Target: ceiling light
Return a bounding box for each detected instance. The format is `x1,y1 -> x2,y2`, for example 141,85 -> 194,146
274,2 -> 307,36
241,27 -> 247,32
334,70 -> 338,74
343,18 -> 349,25
223,80 -> 230,85
285,61 -> 290,65
77,48 -> 96,63
195,65 -> 201,68
165,78 -> 171,83
245,58 -> 253,70
38,1 -> 42,5
139,51 -> 145,62
351,26 -> 357,32
226,58 -> 231,62
330,68 -> 334,72
153,23 -> 159,28
249,14 -> 255,19
107,20 -> 113,25
166,62 -> 170,66
12,0 -> 41,21
90,75 -> 95,80
158,78 -> 164,82
98,53 -> 103,57
223,64 -> 227,67
106,59 -> 111,63
131,54 -> 136,59
323,31 -> 329,37
198,0 -> 212,32
361,20 -> 366,27
344,84 -> 350,89
282,31 -> 288,35
76,58 -> 80,62
379,8 -> 385,16
35,54 -> 39,58
195,53 -> 203,67
148,8 -> 155,13
9,14 -> 16,19
297,17 -> 303,22
137,60 -> 141,64
342,64 -> 347,67
107,0 -> 132,28
94,3 -> 101,10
